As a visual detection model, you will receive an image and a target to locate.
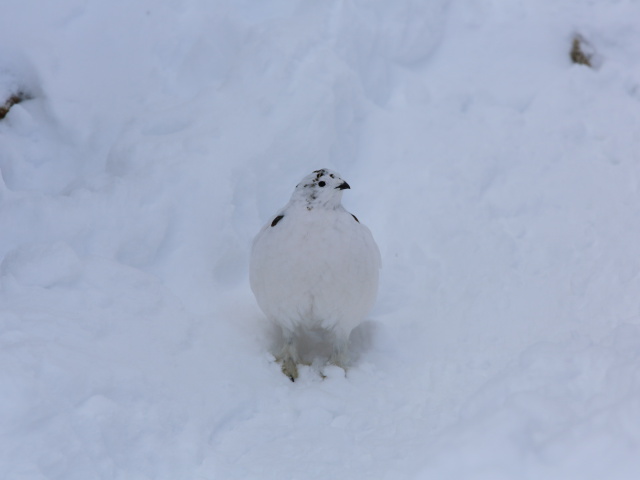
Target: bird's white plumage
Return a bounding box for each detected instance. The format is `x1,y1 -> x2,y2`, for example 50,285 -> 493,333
250,169 -> 380,380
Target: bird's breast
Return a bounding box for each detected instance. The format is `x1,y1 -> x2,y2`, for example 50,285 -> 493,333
250,208 -> 379,331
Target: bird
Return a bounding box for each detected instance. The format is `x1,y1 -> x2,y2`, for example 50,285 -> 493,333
250,168 -> 380,381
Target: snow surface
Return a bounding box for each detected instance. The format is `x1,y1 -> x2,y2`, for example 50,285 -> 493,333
2,0 -> 640,479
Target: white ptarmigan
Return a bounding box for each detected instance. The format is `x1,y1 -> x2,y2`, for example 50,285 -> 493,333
250,169 -> 380,381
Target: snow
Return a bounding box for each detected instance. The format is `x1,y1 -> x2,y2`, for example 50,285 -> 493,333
1,0 -> 640,478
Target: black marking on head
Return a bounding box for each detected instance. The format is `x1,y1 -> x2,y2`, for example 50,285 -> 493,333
351,214 -> 360,223
271,215 -> 284,227
313,169 -> 329,181
318,181 -> 326,187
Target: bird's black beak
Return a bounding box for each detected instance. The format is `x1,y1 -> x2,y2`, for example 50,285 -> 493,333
336,181 -> 350,190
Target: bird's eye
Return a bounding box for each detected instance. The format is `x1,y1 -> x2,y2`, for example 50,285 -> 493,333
318,181 -> 326,187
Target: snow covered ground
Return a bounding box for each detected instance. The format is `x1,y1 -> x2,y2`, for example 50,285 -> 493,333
2,0 -> 640,478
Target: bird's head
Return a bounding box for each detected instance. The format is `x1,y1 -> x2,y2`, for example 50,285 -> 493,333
292,169 -> 350,210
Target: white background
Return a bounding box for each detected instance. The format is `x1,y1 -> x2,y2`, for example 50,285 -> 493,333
2,1 -> 640,478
